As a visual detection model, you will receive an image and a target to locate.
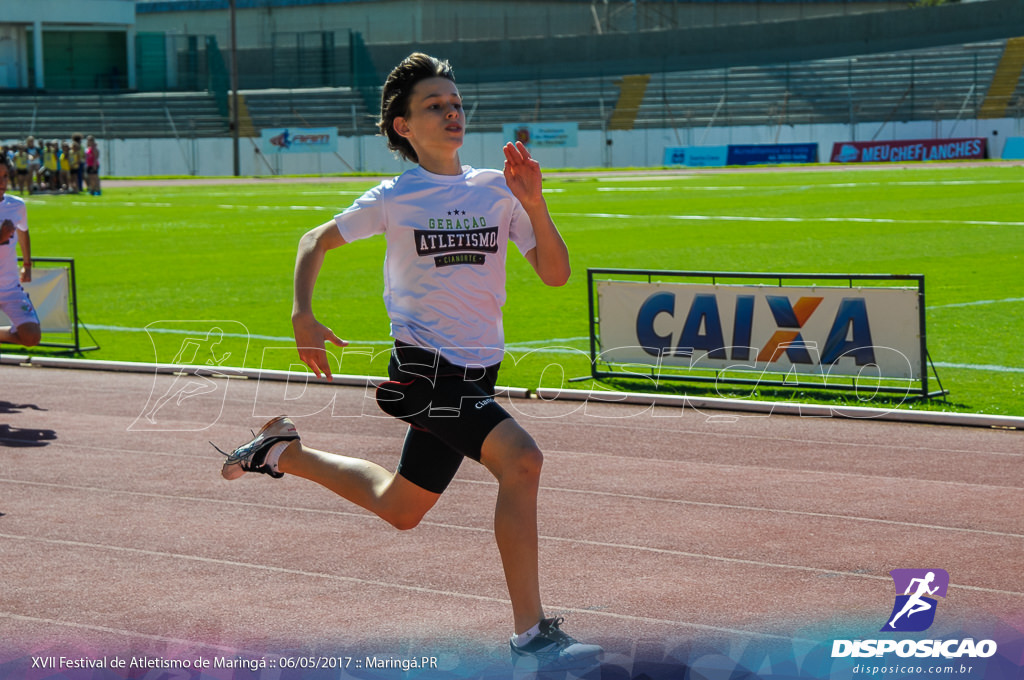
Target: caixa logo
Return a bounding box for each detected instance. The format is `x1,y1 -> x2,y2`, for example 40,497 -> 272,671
831,569 -> 998,659
634,293 -> 877,366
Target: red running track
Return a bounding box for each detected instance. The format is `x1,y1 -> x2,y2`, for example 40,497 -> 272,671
1,364 -> 1022,679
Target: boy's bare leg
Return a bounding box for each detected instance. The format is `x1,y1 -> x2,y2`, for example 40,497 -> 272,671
278,442 -> 441,531
479,419 -> 545,635
0,323 -> 41,347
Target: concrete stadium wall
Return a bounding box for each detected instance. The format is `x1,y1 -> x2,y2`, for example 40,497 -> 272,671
98,116 -> 1023,178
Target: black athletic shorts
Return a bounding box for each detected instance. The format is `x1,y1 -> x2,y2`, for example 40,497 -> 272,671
375,342 -> 512,494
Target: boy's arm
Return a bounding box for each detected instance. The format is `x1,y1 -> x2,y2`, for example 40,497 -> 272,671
502,142 -> 570,287
292,220 -> 348,380
17,228 -> 31,282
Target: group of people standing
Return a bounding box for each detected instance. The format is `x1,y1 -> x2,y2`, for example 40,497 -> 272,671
3,133 -> 101,196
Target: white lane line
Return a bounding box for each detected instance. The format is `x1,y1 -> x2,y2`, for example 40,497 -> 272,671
4,474 -> 1021,552
0,532 -> 804,640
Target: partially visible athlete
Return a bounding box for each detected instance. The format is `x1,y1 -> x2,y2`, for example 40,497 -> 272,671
0,161 -> 40,348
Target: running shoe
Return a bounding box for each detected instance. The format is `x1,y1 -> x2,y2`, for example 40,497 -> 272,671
509,617 -> 603,672
213,416 -> 299,480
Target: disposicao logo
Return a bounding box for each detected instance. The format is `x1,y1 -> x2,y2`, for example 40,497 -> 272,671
882,568 -> 948,632
831,569 -> 998,660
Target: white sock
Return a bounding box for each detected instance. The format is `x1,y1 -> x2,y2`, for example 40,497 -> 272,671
264,440 -> 291,474
513,622 -> 543,648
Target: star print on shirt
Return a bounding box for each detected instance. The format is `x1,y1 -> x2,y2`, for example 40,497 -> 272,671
447,209 -> 467,216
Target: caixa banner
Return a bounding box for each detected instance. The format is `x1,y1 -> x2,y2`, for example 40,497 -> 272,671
587,269 -> 935,397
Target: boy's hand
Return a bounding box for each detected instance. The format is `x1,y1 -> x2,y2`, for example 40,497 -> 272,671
502,141 -> 545,210
292,312 -> 348,381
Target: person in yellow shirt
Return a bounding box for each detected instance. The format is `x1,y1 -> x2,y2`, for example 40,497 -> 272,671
41,141 -> 60,191
69,137 -> 85,193
12,146 -> 31,194
60,141 -> 74,193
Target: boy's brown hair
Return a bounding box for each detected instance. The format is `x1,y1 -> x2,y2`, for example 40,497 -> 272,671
378,53 -> 455,164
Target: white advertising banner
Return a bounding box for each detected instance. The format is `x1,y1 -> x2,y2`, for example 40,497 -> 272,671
596,280 -> 921,380
0,267 -> 71,333
502,122 -> 579,148
259,127 -> 338,154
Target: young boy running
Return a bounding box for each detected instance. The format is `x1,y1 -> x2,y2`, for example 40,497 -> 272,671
216,53 -> 602,671
0,161 -> 40,348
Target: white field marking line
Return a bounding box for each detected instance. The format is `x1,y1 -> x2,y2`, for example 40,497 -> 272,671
593,174 -> 1024,186
81,324 -> 590,353
30,200 -> 177,209
0,612 -> 255,656
0,532 -> 804,641
215,203 -> 336,211
85,324 -> 1024,371
929,297 -> 1024,309
932,362 -> 1024,374
86,323 -> 380,345
595,175 -> 702,182
6,470 -> 1022,555
507,336 -> 589,346
555,211 -> 1024,227
594,179 -> 1024,191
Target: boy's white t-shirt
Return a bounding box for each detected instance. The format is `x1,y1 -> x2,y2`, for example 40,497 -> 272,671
334,165 -> 537,367
0,193 -> 28,293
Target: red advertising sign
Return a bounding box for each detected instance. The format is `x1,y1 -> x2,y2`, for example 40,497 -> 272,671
831,138 -> 987,163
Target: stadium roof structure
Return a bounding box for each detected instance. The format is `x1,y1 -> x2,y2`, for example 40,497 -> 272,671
366,0 -> 1024,82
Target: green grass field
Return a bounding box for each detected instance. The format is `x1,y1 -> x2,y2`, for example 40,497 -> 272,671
12,162 -> 1024,416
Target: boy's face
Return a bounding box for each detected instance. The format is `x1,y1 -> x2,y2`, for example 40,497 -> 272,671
393,77 -> 465,155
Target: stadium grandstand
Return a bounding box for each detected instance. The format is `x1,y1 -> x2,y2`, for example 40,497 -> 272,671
1,0 -> 1023,172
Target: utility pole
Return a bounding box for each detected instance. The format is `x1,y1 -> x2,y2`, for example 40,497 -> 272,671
230,0 -> 240,176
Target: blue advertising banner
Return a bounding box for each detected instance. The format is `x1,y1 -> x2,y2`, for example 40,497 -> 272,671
1001,136 -> 1024,159
664,144 -> 816,167
726,143 -> 818,165
662,146 -> 728,167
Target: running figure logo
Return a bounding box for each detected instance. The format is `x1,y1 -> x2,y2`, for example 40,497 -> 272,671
128,321 -> 249,432
881,569 -> 949,632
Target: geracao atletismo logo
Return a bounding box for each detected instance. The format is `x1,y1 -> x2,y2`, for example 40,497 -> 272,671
882,568 -> 949,632
831,569 -> 998,660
